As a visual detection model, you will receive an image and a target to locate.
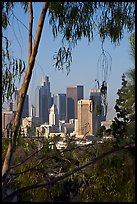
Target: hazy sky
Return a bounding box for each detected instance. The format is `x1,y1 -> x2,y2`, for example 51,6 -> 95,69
4,3 -> 134,120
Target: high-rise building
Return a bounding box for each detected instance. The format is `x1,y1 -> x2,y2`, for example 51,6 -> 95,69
22,94 -> 29,119
35,75 -> 51,123
35,86 -> 41,118
89,88 -> 106,133
77,100 -> 93,136
77,89 -> 106,137
66,85 -> 83,122
53,94 -> 66,120
13,89 -> 29,120
49,104 -> 59,126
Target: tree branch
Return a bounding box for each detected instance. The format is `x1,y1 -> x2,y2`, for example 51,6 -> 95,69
3,143 -> 135,202
28,2 -> 33,63
10,146 -> 43,169
10,142 -> 95,176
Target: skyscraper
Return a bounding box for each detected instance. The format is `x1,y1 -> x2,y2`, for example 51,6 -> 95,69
89,88 -> 106,133
35,86 -> 41,118
66,85 -> 83,122
35,75 -> 51,123
77,100 -> 93,136
22,94 -> 29,119
53,94 -> 66,120
49,104 -> 59,126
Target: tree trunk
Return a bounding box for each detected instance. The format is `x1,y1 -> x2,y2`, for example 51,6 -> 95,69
2,2 -> 49,181
28,2 -> 33,63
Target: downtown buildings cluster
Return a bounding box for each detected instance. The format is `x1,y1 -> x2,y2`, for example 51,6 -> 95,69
2,75 -> 112,139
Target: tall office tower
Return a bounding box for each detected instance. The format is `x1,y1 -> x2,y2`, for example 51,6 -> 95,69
41,75 -> 51,115
53,94 -> 66,120
77,100 -> 93,136
66,85 -> 83,122
35,86 -> 41,118
35,75 -> 51,123
89,88 -> 106,134
22,94 -> 29,118
49,104 -> 59,126
13,89 -> 29,120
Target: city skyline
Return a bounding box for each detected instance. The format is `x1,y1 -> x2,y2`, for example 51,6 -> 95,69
3,3 -> 134,121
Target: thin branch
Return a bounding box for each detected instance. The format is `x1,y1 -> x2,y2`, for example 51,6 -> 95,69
10,142 -> 95,175
60,141 -> 96,155
10,146 -> 43,169
12,14 -> 23,59
3,143 -> 135,202
10,159 -> 44,176
11,11 -> 31,36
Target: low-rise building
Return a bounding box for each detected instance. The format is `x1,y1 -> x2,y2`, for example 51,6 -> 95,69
36,124 -> 59,137
21,116 -> 42,137
101,120 -> 112,130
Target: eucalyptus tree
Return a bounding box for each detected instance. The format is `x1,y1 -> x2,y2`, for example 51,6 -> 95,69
2,1 -> 135,196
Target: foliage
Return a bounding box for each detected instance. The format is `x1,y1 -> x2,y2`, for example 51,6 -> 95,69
105,128 -> 112,136
53,47 -> 72,75
48,2 -> 135,46
79,143 -> 135,202
2,2 -> 14,29
112,33 -> 135,144
2,2 -> 27,103
48,2 -> 135,73
129,32 -> 135,60
112,74 -> 135,143
2,138 -> 135,202
95,125 -> 106,138
2,48 -> 26,103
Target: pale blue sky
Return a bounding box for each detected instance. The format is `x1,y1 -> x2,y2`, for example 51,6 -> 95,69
4,3 -> 134,120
